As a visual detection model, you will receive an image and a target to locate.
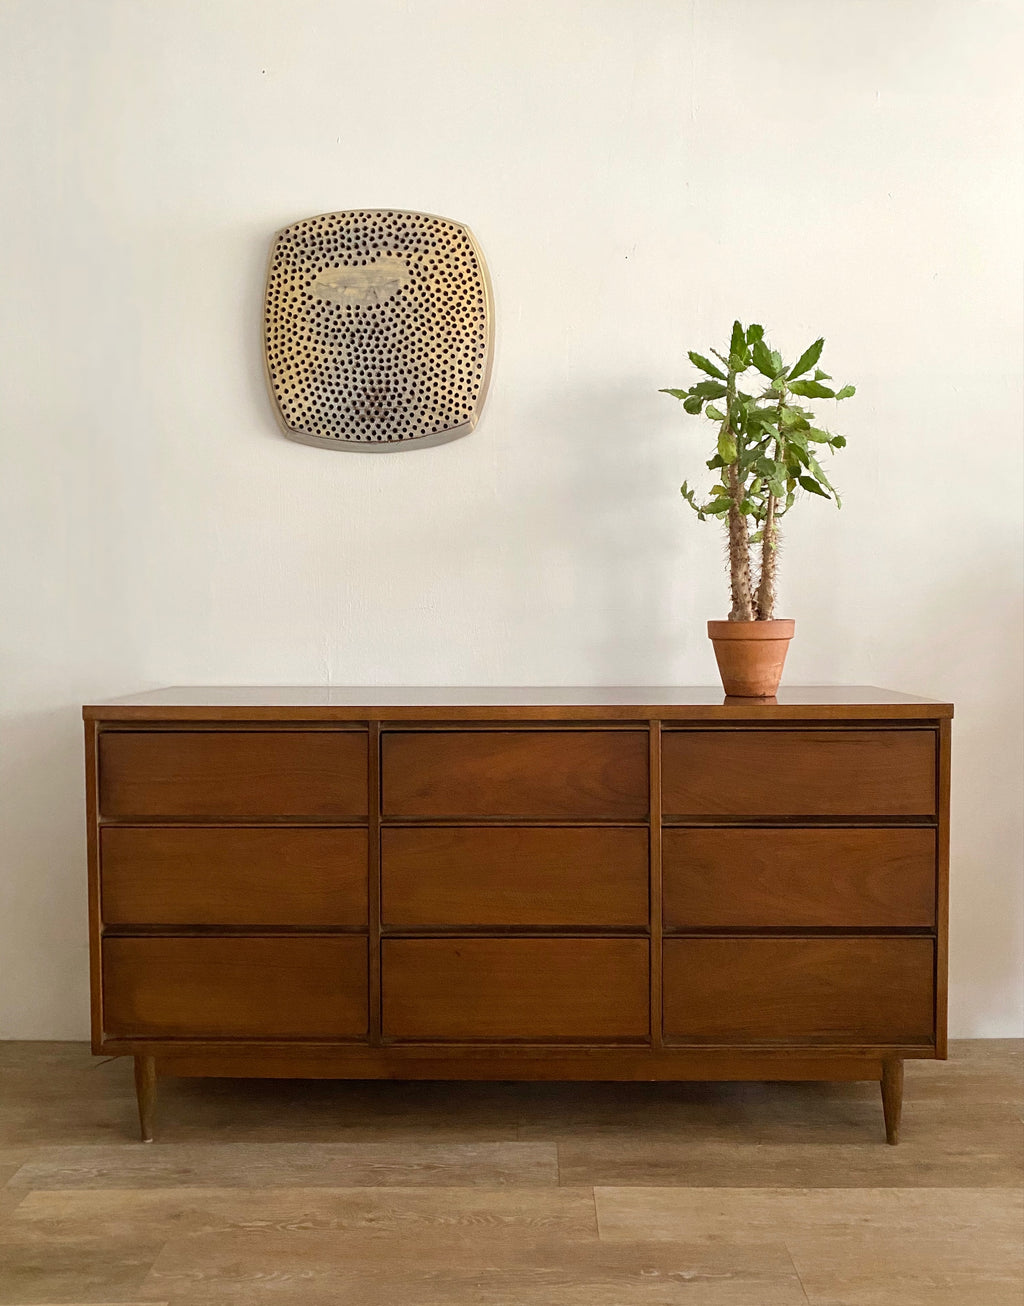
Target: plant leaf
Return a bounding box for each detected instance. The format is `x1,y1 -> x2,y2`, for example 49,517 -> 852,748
789,337 -> 825,380
691,380 -> 728,399
687,351 -> 727,380
717,429 -> 737,463
746,323 -> 764,343
705,404 -> 726,422
706,453 -> 725,469
751,338 -> 775,379
835,384 -> 856,400
789,379 -> 835,399
706,497 -> 733,515
830,434 -> 847,448
683,395 -> 704,414
681,482 -> 707,519
659,388 -> 690,400
805,450 -> 837,496
813,368 -> 832,381
798,475 -> 830,498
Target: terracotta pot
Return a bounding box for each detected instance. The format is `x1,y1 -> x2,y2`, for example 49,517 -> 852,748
707,618 -> 795,697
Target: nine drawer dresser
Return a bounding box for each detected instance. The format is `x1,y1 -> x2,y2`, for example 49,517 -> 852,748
83,686 -> 952,1142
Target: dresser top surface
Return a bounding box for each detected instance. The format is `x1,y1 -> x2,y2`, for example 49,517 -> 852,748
84,686 -> 953,722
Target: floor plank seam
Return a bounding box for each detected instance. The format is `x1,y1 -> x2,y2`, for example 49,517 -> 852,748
785,1241 -> 813,1304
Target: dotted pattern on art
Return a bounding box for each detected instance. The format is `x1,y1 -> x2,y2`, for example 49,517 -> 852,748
264,211 -> 492,450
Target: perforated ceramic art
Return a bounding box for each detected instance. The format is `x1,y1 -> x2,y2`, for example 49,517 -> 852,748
264,210 -> 493,450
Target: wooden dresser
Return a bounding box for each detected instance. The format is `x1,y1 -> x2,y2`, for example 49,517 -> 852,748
83,686 -> 952,1143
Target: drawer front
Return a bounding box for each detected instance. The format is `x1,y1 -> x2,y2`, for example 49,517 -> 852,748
663,938 -> 934,1044
103,937 -> 368,1039
663,829 -> 935,928
382,827 -> 649,927
382,939 -> 649,1040
101,827 -> 368,926
99,730 -> 368,819
382,730 -> 649,819
662,729 -> 936,817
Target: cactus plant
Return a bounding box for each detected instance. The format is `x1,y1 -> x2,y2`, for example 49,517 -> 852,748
661,321 -> 855,622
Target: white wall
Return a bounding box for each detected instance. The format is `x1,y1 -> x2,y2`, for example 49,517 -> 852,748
0,0 -> 1020,1039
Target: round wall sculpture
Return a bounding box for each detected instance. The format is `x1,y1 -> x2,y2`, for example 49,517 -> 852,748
263,210 -> 493,450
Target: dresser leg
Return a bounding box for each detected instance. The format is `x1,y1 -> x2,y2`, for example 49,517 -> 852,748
880,1057 -> 903,1145
134,1055 -> 157,1142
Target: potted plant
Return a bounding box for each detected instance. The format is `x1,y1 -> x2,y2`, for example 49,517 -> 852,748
662,321 -> 855,696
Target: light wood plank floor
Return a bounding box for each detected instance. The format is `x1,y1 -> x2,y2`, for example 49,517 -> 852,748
0,1041 -> 1020,1304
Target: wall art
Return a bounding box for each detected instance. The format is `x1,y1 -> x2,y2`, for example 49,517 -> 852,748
264,210 -> 493,450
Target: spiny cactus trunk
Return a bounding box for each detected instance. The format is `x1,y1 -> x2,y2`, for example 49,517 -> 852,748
727,462 -> 754,622
756,496 -> 779,621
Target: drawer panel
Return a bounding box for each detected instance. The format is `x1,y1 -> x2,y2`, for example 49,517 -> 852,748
663,938 -> 934,1044
662,730 -> 936,817
382,827 -> 649,927
103,937 -> 368,1039
663,829 -> 935,928
101,827 -> 368,926
99,730 -> 368,819
382,939 -> 649,1040
382,730 -> 649,819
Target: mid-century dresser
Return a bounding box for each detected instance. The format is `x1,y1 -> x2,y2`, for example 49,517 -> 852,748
83,686 -> 952,1142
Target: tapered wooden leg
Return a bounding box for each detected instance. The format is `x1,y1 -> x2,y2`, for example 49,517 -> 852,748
134,1055 -> 156,1142
881,1057 -> 903,1145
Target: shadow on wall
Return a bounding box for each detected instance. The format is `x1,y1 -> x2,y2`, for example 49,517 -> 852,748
518,380 -> 712,682
396,380 -> 700,684
0,702 -> 91,1038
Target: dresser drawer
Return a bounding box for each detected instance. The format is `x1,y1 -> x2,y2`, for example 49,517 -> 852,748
382,827 -> 648,927
662,730 -> 936,817
103,937 -> 368,1039
382,939 -> 649,1040
101,827 -> 368,926
663,829 -> 935,928
382,730 -> 648,819
663,938 -> 934,1045
99,730 -> 368,819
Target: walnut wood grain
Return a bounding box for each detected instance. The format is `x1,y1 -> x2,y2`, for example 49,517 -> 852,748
663,937 -> 935,1044
103,937 -> 368,1039
936,717 -> 952,1058
881,1056 -> 904,1144
382,939 -> 650,1041
381,731 -> 649,819
101,827 -> 369,926
99,730 -> 368,819
133,1054 -> 156,1143
662,729 -> 937,817
83,684 -> 955,718
381,827 -> 649,928
82,687 -> 952,1145
663,828 -> 936,928
149,1045 -> 889,1080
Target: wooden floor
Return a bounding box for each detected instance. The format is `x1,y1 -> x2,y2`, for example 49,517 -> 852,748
0,1041 -> 1020,1305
